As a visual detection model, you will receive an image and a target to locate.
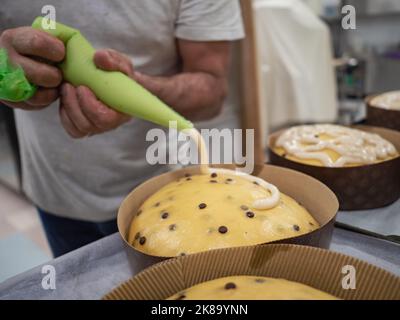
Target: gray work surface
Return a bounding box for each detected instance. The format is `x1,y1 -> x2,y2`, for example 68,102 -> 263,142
337,199 -> 400,238
0,227 -> 399,300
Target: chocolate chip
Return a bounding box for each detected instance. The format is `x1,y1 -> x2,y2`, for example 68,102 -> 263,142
176,294 -> 186,300
240,205 -> 249,211
218,226 -> 228,234
210,180 -> 218,183
253,181 -> 259,186
180,253 -> 186,257
309,222 -> 314,226
225,178 -> 233,183
134,232 -> 141,240
246,211 -> 255,218
186,177 -> 192,181
169,224 -> 177,231
154,202 -> 160,208
255,278 -> 266,283
161,212 -> 169,219
199,203 -> 207,209
315,134 -> 320,138
293,225 -> 300,232
211,173 -> 218,178
139,237 -> 146,245
225,282 -> 236,290
136,210 -> 142,216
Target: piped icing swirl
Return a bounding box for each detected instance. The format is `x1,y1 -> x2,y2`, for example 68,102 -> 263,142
370,91 -> 400,110
276,124 -> 397,168
187,129 -> 280,210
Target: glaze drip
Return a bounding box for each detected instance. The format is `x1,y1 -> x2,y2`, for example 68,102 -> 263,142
186,129 -> 280,209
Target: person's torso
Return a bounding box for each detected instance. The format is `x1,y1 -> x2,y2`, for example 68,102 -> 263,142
0,0 -> 241,221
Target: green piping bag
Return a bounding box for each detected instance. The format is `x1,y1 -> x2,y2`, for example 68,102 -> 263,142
0,48 -> 37,102
32,17 -> 193,130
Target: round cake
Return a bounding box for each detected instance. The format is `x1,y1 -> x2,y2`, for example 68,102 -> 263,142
128,172 -> 319,257
370,91 -> 400,110
273,124 -> 398,167
167,276 -> 338,300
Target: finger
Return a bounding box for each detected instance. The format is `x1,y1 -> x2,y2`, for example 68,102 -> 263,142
26,88 -> 59,107
77,86 -> 130,131
60,83 -> 97,134
11,27 -> 65,62
94,49 -> 134,77
132,71 -> 156,91
59,103 -> 87,139
11,52 -> 62,87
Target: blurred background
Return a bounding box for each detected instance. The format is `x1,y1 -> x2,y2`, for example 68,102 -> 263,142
0,0 -> 399,281
305,0 -> 400,124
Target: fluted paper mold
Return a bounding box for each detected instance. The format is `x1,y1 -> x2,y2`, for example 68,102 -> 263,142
103,244 -> 400,300
366,95 -> 400,132
268,125 -> 400,210
117,164 -> 338,275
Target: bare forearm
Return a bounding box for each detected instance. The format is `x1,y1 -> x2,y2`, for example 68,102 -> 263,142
135,71 -> 227,122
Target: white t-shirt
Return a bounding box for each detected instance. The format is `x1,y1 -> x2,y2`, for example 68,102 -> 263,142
0,0 -> 244,221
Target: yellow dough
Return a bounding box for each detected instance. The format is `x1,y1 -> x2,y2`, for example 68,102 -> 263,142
273,125 -> 398,167
128,172 -> 319,257
167,276 -> 338,300
370,91 -> 400,110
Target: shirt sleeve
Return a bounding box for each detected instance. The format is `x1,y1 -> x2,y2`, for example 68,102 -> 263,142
175,0 -> 245,41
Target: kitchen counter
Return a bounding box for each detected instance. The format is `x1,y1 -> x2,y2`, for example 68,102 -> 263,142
0,227 -> 399,300
337,199 -> 400,239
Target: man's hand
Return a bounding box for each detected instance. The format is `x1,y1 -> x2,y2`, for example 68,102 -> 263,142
122,40 -> 231,122
59,49 -> 132,138
60,40 -> 231,138
0,27 -> 65,110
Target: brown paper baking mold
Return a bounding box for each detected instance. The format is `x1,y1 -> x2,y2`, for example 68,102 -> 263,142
103,244 -> 400,300
117,164 -> 338,275
268,125 -> 400,211
366,95 -> 400,132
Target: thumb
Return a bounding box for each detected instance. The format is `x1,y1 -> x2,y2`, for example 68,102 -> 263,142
94,49 -> 135,78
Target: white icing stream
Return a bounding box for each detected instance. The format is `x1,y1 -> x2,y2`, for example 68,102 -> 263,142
371,91 -> 400,110
276,124 -> 397,167
186,129 -> 280,210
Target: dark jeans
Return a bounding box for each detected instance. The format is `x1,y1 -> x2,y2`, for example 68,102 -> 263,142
37,208 -> 118,258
